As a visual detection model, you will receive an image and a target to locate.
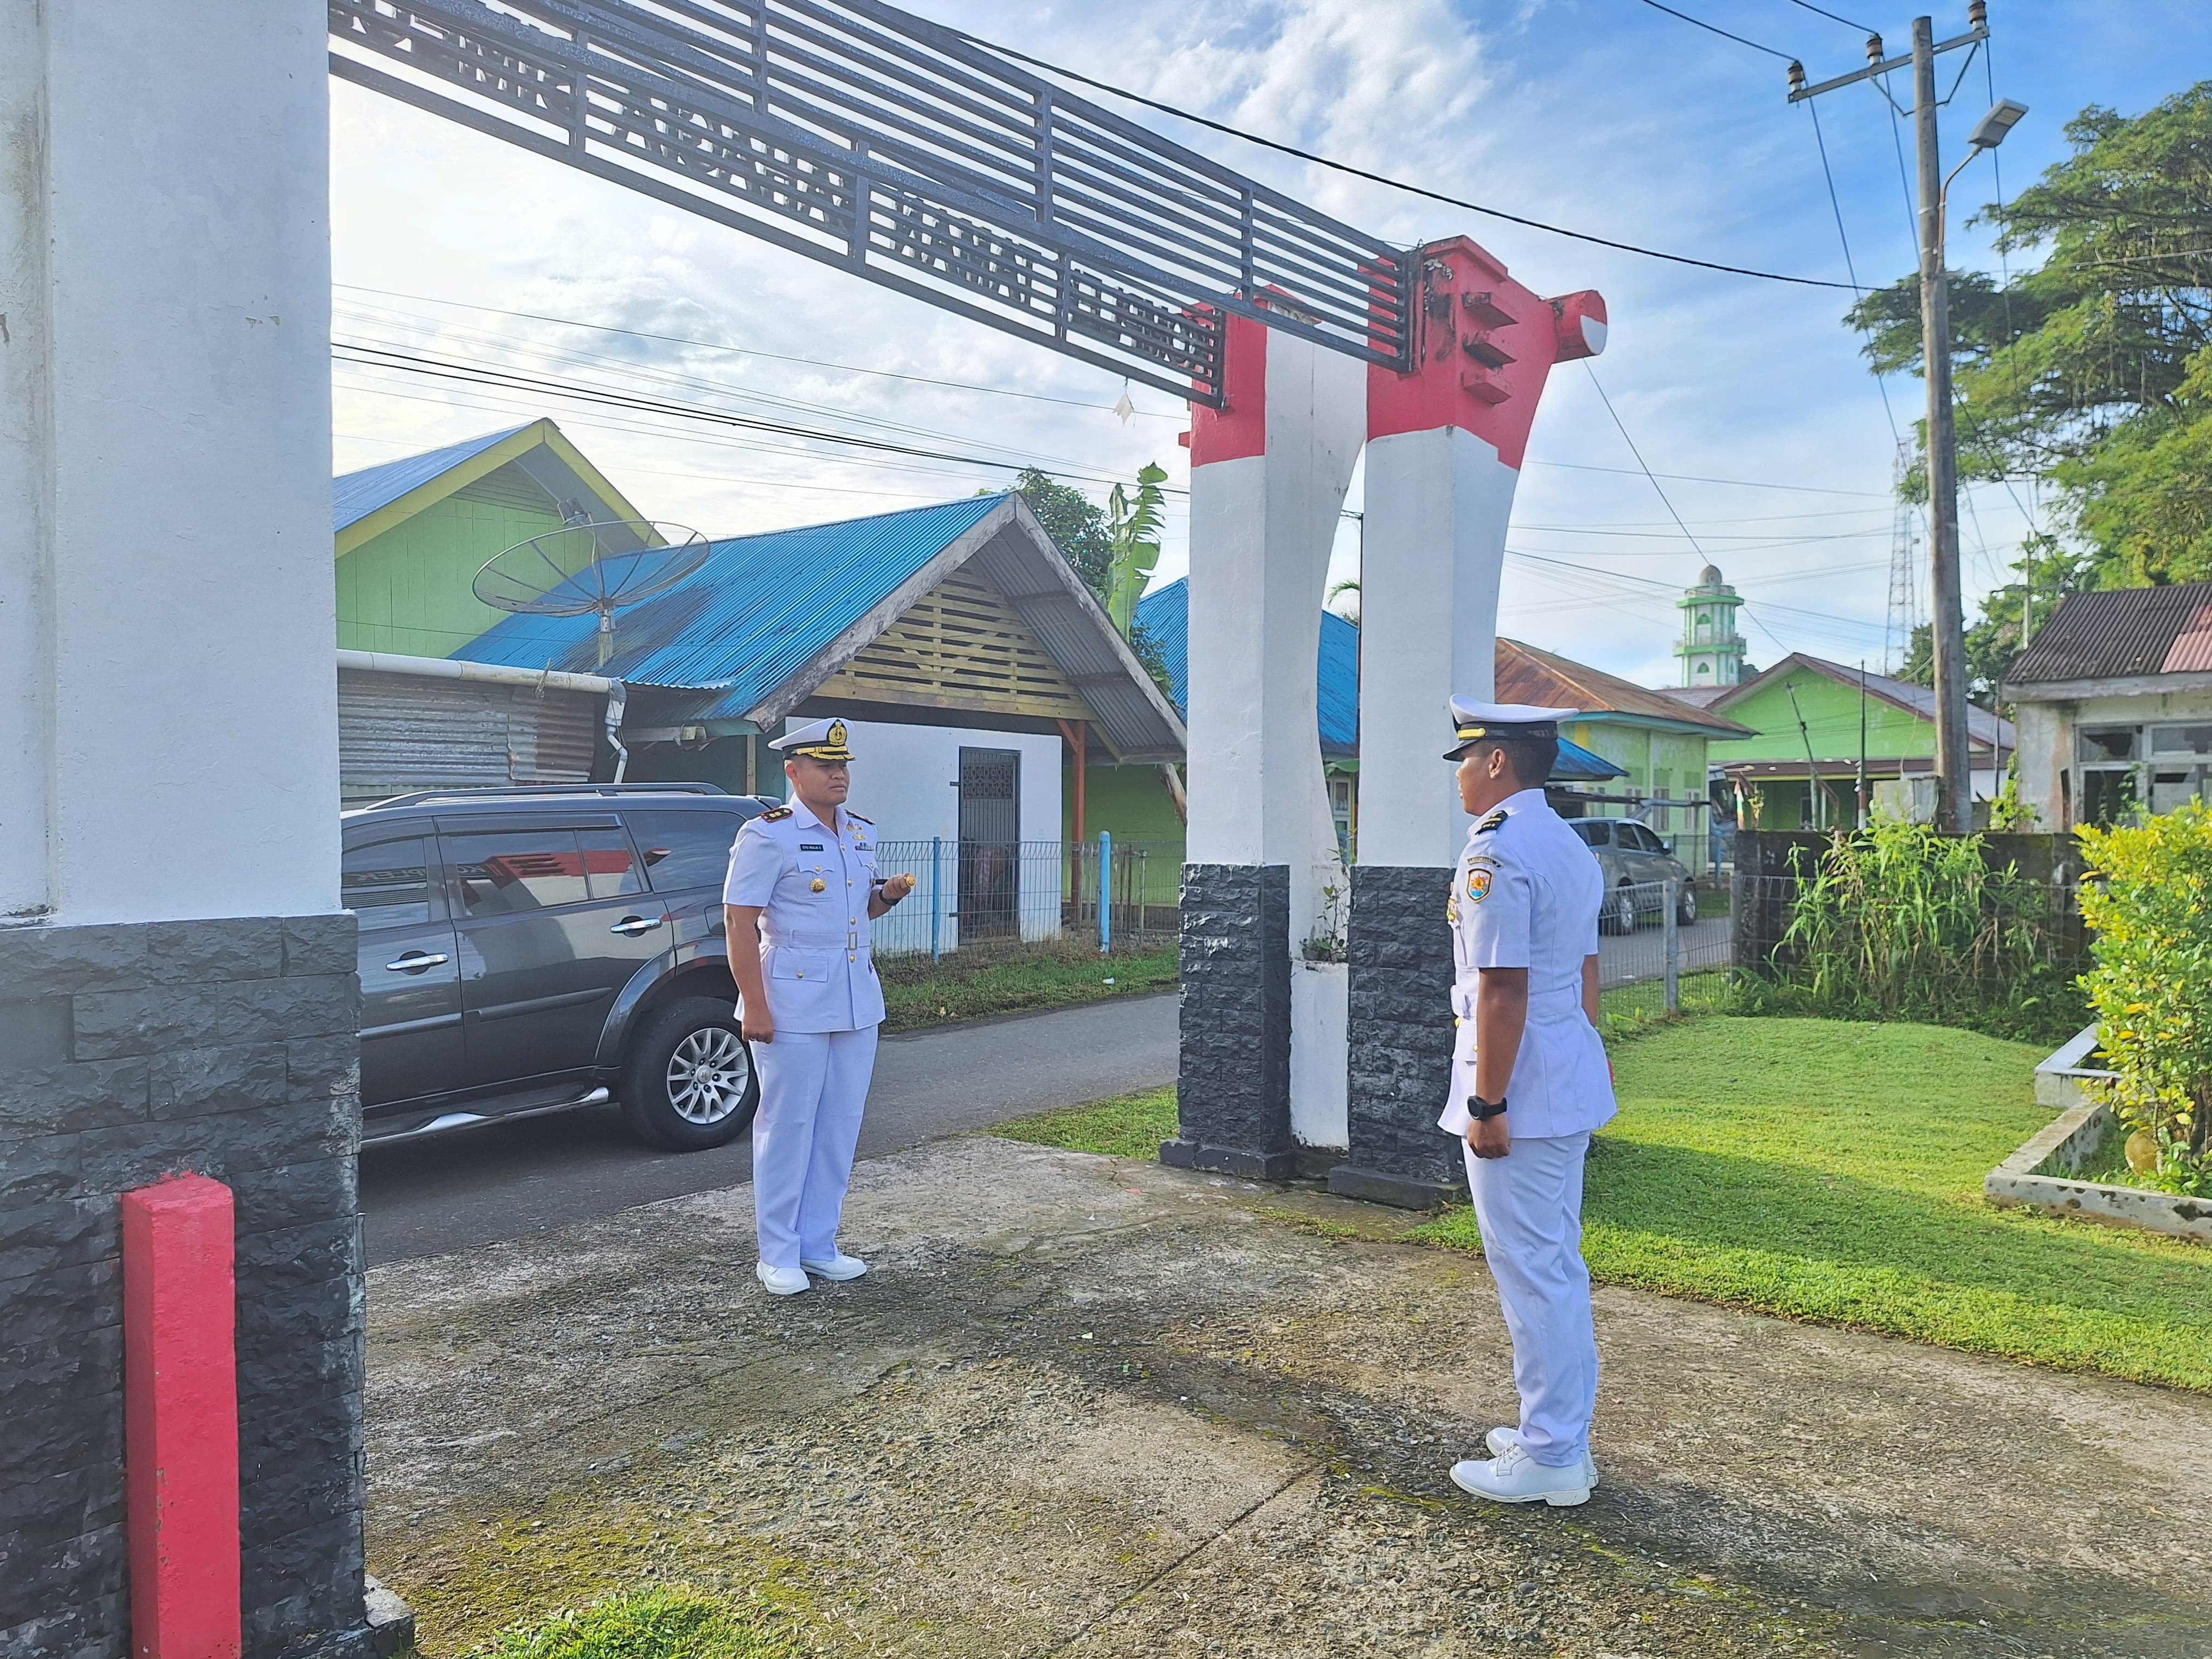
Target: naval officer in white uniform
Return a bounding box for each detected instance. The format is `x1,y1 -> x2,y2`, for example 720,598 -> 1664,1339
1437,698 -> 1617,1508
723,718 -> 915,1295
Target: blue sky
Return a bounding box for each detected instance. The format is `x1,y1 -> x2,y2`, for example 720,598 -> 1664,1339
329,1 -> 2210,689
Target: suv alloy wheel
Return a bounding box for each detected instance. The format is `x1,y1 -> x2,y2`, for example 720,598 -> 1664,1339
620,995 -> 759,1151
1676,880 -> 1699,927
1599,883 -> 1638,936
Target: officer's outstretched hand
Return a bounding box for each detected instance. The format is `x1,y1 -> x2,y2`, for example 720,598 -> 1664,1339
741,1004 -> 775,1045
1467,1115 -> 1510,1160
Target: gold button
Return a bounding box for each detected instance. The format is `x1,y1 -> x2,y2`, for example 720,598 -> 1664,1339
796,970 -> 806,978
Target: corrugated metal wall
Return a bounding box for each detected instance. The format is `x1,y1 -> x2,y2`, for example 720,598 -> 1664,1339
339,671 -> 602,803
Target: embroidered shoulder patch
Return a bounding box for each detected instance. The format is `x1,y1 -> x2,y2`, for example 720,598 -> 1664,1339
758,806 -> 794,822
1466,865 -> 1495,903
1476,808 -> 1510,833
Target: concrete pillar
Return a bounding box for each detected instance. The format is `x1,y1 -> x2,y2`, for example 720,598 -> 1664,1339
1165,312 -> 1365,1180
1332,239 -> 1605,1207
0,4 -> 402,1656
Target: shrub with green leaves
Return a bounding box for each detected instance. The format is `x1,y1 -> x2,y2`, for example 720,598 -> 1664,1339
1745,816 -> 2085,1045
2077,801 -> 2212,1196
473,1585 -> 784,1659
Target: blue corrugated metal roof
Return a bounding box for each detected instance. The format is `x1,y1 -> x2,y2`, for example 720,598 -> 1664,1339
1136,576 -> 1359,757
456,494 -> 1007,721
333,425 -> 530,535
1133,577 -> 1623,779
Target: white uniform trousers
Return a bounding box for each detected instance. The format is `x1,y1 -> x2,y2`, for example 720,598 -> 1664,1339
1463,1131 -> 1598,1468
750,1027 -> 879,1271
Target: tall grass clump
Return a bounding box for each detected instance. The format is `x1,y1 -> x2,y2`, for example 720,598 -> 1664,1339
1743,816 -> 2086,1045
2077,801 -> 2212,1197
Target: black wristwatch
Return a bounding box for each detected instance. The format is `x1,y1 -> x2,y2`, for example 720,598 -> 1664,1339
870,878 -> 906,908
1468,1095 -> 1508,1122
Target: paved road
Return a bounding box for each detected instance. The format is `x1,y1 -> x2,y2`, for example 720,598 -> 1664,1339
1596,911 -> 1732,989
359,991 -> 1179,1266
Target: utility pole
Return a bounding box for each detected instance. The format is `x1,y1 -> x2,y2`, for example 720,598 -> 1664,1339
1789,3 -> 2025,833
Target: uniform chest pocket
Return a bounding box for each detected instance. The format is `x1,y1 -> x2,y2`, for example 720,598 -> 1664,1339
770,949 -> 831,981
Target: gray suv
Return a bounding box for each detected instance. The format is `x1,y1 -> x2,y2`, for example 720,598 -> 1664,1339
1570,817 -> 1699,931
342,784 -> 774,1152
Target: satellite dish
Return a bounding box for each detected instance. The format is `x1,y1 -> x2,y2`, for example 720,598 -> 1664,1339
474,518 -> 711,667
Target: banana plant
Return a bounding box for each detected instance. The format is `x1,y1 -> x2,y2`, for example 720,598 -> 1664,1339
1104,462 -> 1168,635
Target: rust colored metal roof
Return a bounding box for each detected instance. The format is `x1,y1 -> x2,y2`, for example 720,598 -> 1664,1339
1495,639 -> 1753,735
2010,582 -> 2212,683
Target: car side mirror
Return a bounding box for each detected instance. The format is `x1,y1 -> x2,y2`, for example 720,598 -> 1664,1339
1663,839 -> 1674,853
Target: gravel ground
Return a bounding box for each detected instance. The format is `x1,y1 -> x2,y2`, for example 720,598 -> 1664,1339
365,1137 -> 2212,1658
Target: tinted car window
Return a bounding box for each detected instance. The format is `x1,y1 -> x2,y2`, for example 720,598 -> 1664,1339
343,837 -> 437,929
1624,824 -> 1664,853
627,809 -> 749,893
446,829 -> 591,915
578,826 -> 648,899
1571,821 -> 1611,847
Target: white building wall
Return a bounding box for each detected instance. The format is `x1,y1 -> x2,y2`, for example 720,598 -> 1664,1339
0,0 -> 338,923
2012,686 -> 2212,829
766,717 -> 1063,955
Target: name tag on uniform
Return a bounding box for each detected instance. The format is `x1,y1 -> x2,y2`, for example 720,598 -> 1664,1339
800,843 -> 826,851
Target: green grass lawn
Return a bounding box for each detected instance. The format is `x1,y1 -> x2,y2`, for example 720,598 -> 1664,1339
997,1085 -> 1179,1160
876,940 -> 1177,1033
1416,1017 -> 2212,1391
995,1016 -> 2212,1392
473,1585 -> 787,1659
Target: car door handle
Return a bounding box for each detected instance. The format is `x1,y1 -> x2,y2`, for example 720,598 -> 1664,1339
384,951 -> 449,972
609,915 -> 665,936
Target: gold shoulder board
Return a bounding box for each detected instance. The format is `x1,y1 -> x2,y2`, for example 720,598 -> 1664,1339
758,806 -> 794,822
1477,808 -> 1509,833
846,811 -> 873,825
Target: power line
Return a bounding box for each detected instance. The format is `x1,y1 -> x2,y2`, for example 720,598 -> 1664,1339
955,32 -> 1859,291
1806,96 -> 1903,446
1634,0 -> 1796,61
331,342 -> 1152,489
1580,363 -> 1712,569
1781,0 -> 1876,30
1524,458 -> 1887,497
331,282 -> 1178,419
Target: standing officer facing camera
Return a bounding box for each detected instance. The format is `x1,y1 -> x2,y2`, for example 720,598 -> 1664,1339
1437,697 -> 1616,1508
724,718 -> 915,1296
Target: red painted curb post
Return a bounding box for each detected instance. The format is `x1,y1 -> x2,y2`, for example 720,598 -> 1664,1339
123,1173 -> 242,1659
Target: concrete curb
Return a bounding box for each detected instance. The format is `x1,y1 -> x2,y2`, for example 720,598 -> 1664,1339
1986,1026 -> 2212,1243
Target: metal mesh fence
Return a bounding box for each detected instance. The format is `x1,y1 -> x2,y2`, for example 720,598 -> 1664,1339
1728,869 -> 2088,1044
869,838 -> 1181,958
1596,879 -> 1735,1025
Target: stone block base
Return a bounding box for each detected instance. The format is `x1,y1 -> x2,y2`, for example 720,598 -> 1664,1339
1173,864 -> 1293,1179
1158,1136 -> 1301,1182
0,914 -> 373,1659
1325,1161 -> 1461,1211
1341,865 -> 1464,1209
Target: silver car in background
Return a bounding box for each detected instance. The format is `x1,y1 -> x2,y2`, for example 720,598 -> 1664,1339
1570,818 -> 1699,931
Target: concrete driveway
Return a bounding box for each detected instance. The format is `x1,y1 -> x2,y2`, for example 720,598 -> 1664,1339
365,1135 -> 2212,1658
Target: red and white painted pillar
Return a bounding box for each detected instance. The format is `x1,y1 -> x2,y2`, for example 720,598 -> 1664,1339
1326,239 -> 1604,1208
1167,308 -> 1366,1178
1360,237 -> 1606,865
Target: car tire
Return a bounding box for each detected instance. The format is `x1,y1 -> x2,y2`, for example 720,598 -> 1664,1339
1599,884 -> 1637,935
620,995 -> 758,1152
1676,882 -> 1699,927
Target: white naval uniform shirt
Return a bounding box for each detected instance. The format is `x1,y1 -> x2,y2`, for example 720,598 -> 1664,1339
1437,787 -> 1617,1141
722,798 -> 887,1033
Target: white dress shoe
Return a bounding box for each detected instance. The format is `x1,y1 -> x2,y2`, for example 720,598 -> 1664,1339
800,1251 -> 867,1281
756,1262 -> 811,1296
1486,1426 -> 1599,1488
1450,1441 -> 1591,1507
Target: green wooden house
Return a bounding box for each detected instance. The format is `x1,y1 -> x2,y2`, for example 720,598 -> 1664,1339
1706,653 -> 2015,829
335,419 -> 647,658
